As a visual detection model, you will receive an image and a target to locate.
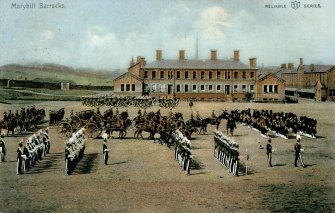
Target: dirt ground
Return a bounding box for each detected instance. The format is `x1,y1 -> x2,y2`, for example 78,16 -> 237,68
0,100 -> 334,212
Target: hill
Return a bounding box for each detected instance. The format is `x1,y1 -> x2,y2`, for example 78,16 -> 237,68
0,63 -> 122,86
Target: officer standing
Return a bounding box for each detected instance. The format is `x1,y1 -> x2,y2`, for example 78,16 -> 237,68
0,133 -> 6,162
16,140 -> 24,175
294,135 -> 305,168
266,139 -> 273,167
102,133 -> 109,165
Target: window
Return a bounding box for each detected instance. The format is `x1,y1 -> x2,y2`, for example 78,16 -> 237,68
209,72 -> 213,79
185,85 -> 189,92
242,85 -> 246,92
160,84 -> 166,92
234,85 -> 238,92
200,85 -> 205,91
144,71 -> 148,79
217,72 -> 221,80
234,72 -> 238,79
185,71 -> 188,79
209,85 -> 213,91
152,84 -> 156,92
176,85 -> 181,92
152,71 -> 156,79
274,85 -> 278,93
250,72 -> 254,79
217,85 -> 221,91
201,72 -> 204,80
264,85 -> 268,93
225,72 -> 231,80
242,72 -> 246,79
168,71 -> 173,79
250,85 -> 254,92
126,84 -> 130,91
177,71 -> 180,79
269,85 -> 273,93
121,84 -> 125,91
160,71 -> 164,79
193,85 -> 197,92
132,84 -> 135,91
329,89 -> 335,96
193,72 -> 196,79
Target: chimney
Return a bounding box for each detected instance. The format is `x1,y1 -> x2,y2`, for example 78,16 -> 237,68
288,63 -> 294,69
249,58 -> 257,68
156,50 -> 162,61
281,63 -> 287,69
310,64 -> 315,71
300,58 -> 303,65
137,56 -> 146,66
210,50 -> 217,60
179,50 -> 185,60
233,50 -> 240,61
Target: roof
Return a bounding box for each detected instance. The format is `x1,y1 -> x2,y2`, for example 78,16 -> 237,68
281,64 -> 334,74
303,65 -> 334,73
143,59 -> 256,70
257,72 -> 285,82
113,72 -> 142,82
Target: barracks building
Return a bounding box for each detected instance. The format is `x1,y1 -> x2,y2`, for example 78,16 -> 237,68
276,58 -> 335,101
113,50 -> 285,102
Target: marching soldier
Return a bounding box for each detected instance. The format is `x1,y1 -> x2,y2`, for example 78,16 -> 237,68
16,140 -> 24,175
294,135 -> 305,168
266,139 -> 273,167
0,133 -> 6,162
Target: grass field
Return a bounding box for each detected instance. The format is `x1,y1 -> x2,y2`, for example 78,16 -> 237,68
0,100 -> 334,212
0,88 -> 99,102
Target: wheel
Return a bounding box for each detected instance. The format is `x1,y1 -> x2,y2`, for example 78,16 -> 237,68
70,115 -> 82,129
85,123 -> 101,139
57,122 -> 73,138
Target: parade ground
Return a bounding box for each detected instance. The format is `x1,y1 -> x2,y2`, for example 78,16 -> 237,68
0,100 -> 334,212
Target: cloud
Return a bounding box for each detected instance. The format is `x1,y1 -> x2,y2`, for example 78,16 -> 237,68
41,30 -> 54,40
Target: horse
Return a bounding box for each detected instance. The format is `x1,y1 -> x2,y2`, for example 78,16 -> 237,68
134,120 -> 157,140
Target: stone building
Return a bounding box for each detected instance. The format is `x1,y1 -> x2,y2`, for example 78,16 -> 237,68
114,50 -> 259,101
255,73 -> 285,102
277,58 -> 335,101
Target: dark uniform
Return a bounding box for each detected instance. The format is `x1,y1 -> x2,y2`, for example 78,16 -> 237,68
266,139 -> 272,167
103,140 -> 109,165
294,138 -> 305,167
16,142 -> 23,174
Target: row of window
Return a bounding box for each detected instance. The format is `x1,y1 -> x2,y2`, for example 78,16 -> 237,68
263,85 -> 279,93
149,83 -> 254,93
144,70 -> 255,80
121,84 -> 136,92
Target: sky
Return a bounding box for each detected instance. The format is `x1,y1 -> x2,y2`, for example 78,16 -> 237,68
0,0 -> 334,70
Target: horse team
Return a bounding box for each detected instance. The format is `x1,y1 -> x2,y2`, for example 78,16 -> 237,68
0,106 -> 45,136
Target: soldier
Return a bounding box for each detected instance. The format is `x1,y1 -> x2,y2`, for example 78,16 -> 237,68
138,109 -> 142,117
16,140 -> 24,175
3,112 -> 8,124
96,107 -> 101,115
196,111 -> 202,121
266,139 -> 273,167
0,133 -> 6,162
294,135 -> 305,168
102,133 -> 109,165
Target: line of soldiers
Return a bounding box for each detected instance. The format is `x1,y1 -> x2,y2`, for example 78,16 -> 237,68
64,128 -> 86,175
173,130 -> 192,175
236,108 -> 317,139
214,130 -> 239,176
0,133 -> 6,162
16,128 -> 50,174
